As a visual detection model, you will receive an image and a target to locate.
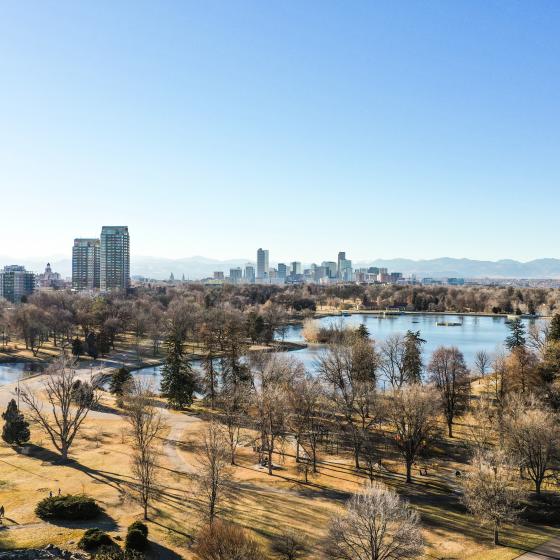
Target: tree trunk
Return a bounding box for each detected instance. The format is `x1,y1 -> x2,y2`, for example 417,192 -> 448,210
406,460 -> 412,483
448,421 -> 453,438
143,502 -> 148,520
494,525 -> 499,545
535,478 -> 542,495
268,446 -> 273,476
354,443 -> 360,470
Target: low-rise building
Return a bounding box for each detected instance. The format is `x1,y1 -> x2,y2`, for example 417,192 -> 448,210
0,265 -> 35,303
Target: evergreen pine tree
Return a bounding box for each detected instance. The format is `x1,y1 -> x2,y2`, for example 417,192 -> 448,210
2,399 -> 30,445
160,333 -> 197,408
110,367 -> 133,395
505,317 -> 526,350
356,323 -> 370,340
72,337 -> 83,358
403,330 -> 426,383
548,314 -> 560,343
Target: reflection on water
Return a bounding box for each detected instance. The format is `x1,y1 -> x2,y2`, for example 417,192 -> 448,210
2,314 -> 541,389
281,313 -> 539,368
126,313 -> 543,388
0,362 -> 44,386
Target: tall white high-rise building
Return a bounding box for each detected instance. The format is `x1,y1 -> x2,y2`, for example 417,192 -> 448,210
256,248 -> 269,280
100,226 -> 130,292
72,238 -> 100,291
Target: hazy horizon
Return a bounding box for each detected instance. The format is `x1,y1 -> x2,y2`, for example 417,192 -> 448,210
1,2 -> 559,261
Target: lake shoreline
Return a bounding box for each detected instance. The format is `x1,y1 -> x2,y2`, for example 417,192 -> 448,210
315,309 -> 549,319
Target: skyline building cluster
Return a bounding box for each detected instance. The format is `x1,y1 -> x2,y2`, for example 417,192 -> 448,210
72,226 -> 130,292
208,248 -> 407,286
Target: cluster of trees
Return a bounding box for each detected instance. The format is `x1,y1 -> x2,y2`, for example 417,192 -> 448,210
3,280 -> 560,558
337,284 -> 560,316
2,283 -> 559,363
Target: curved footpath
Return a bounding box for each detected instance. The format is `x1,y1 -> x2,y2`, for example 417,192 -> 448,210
0,350 -> 201,468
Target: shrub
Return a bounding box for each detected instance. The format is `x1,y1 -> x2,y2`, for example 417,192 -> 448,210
128,521 -> 148,538
78,528 -> 114,551
125,528 -> 148,552
94,547 -> 144,560
193,521 -> 265,560
35,494 -> 102,520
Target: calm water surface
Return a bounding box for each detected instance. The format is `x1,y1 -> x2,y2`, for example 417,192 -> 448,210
0,362 -> 44,386
128,313 -> 542,388
0,314 -> 543,388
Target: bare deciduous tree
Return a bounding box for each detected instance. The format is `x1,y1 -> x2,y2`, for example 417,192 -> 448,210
218,383 -> 250,465
474,350 -> 491,378
288,374 -> 324,473
326,482 -> 424,560
272,528 -> 309,560
388,385 -> 438,483
505,395 -> 560,495
462,450 -> 524,545
194,420 -> 232,525
252,354 -> 301,475
428,346 -> 470,437
124,379 -> 165,520
318,339 -> 380,469
380,334 -> 407,389
21,356 -> 99,460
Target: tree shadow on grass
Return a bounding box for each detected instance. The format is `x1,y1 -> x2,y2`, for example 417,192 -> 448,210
16,443 -> 65,465
146,541 -> 184,560
91,401 -> 123,416
39,508 -> 118,531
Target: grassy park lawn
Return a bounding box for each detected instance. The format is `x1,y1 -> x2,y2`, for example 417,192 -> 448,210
1,340 -> 559,559
0,398 -> 558,559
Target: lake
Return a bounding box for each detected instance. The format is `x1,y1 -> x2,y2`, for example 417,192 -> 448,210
125,313 -> 541,389
281,313 -> 537,369
0,362 -> 45,386
0,313 -> 543,389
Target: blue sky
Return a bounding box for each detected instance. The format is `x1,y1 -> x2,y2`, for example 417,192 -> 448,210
1,1 -> 559,263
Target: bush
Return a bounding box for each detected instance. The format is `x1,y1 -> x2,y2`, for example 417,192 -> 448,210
35,494 -> 102,520
94,547 -> 144,560
128,521 -> 148,538
193,521 -> 265,560
78,528 -> 114,551
125,528 -> 148,552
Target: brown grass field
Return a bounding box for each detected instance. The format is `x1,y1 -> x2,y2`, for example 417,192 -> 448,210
1,336 -> 559,559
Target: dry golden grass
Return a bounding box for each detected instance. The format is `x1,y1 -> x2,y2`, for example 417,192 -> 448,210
1,338 -> 559,559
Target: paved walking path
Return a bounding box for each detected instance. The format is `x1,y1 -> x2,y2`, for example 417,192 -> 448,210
516,537 -> 560,559
0,350 -> 200,469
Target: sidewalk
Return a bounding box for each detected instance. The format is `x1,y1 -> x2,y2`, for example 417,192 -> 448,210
517,537 -> 560,560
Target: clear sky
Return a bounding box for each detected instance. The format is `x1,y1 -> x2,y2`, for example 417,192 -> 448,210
1,1 -> 559,263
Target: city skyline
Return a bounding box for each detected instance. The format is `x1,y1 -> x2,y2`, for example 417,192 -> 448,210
1,2 -> 559,262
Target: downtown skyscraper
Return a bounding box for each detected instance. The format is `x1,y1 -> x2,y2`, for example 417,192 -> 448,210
256,248 -> 269,280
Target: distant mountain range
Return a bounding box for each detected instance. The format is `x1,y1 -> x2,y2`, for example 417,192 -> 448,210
2,255 -> 560,280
